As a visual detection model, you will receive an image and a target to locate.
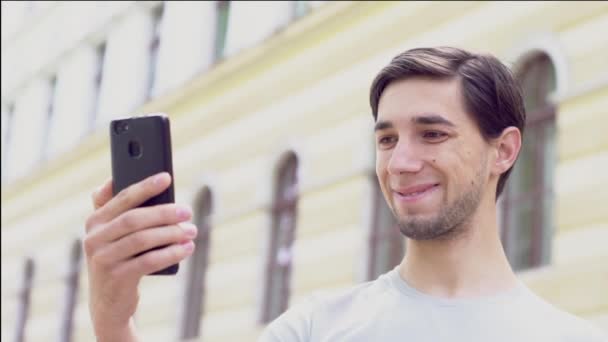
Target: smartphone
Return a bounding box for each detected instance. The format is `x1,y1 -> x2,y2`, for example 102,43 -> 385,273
110,113 -> 178,275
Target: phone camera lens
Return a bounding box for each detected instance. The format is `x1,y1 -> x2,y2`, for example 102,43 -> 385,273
128,140 -> 143,158
113,121 -> 129,134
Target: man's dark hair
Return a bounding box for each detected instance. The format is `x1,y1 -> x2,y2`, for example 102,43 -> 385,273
369,46 -> 526,198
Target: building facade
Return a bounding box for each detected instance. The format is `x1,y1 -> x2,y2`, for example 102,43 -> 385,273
1,1 -> 607,341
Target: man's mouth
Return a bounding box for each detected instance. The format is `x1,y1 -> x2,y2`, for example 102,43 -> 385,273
393,183 -> 440,201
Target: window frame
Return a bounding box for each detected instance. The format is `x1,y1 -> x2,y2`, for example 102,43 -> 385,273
2,103 -> 16,181
260,152 -> 299,324
367,172 -> 404,281
41,75 -> 57,162
145,2 -> 165,101
500,52 -> 556,271
89,41 -> 106,132
14,257 -> 35,342
213,1 -> 231,62
59,239 -> 82,342
179,187 -> 213,340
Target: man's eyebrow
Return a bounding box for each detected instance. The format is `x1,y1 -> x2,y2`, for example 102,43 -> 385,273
412,114 -> 456,127
374,120 -> 393,132
374,114 -> 455,131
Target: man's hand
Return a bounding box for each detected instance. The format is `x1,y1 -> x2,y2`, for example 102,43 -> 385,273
83,172 -> 197,342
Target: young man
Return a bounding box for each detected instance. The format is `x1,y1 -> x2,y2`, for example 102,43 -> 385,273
258,47 -> 607,341
84,47 -> 607,342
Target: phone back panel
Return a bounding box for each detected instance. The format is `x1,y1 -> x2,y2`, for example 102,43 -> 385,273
110,114 -> 178,275
110,115 -> 174,206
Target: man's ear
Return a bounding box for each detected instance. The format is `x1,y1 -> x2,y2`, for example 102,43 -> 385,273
492,127 -> 522,176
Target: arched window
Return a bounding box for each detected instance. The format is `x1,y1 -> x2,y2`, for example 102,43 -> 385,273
367,174 -> 404,281
179,187 -> 213,340
501,52 -> 557,271
14,257 -> 35,342
59,239 -> 82,342
41,74 -> 57,162
260,152 -> 299,324
89,41 -> 106,132
146,2 -> 165,100
2,103 -> 16,182
214,1 -> 231,61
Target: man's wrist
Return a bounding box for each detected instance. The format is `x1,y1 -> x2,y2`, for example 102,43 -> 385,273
95,318 -> 139,342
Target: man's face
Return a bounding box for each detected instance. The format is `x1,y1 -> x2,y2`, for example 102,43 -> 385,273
374,77 -> 492,240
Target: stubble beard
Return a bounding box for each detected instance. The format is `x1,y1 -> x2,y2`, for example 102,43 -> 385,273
394,169 -> 485,241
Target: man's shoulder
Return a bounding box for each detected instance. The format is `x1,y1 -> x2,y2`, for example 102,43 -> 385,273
258,273 -> 394,342
519,287 -> 607,341
550,309 -> 607,341
549,310 -> 608,341
312,274 -> 392,308
280,273 -> 391,322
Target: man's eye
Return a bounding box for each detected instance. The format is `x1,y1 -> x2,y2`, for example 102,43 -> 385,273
423,131 -> 447,140
378,136 -> 396,145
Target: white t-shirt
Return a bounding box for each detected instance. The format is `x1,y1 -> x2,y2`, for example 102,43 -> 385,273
259,267 -> 607,342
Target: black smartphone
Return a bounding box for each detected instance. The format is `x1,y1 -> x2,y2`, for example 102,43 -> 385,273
110,113 -> 178,275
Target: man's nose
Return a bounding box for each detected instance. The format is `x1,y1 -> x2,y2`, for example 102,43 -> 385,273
387,140 -> 424,175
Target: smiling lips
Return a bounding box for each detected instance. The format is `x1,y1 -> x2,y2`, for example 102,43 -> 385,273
393,183 -> 439,202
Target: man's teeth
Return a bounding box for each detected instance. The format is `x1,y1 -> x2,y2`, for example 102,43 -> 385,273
401,189 -> 426,197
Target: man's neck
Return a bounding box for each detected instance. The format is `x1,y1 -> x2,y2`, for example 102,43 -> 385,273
397,197 -> 518,299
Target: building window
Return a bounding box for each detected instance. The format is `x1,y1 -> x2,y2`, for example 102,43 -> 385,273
89,41 -> 106,132
260,152 -> 299,324
14,257 -> 35,342
293,1 -> 326,17
309,1 -> 327,9
214,1 -> 230,61
292,1 -> 311,19
2,103 -> 15,181
146,3 -> 165,101
59,239 -> 82,342
41,75 -> 57,162
501,52 -> 556,271
367,174 -> 404,281
180,187 -> 213,340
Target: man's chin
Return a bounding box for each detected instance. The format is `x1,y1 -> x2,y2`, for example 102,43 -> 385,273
395,214 -> 452,240
395,211 -> 436,223
397,216 -> 464,241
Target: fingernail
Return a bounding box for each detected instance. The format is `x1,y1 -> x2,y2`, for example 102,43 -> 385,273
93,184 -> 104,197
176,207 -> 192,220
181,241 -> 195,253
153,173 -> 167,186
180,223 -> 197,238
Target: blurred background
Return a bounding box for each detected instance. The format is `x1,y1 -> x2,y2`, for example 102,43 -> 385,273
1,1 -> 607,341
